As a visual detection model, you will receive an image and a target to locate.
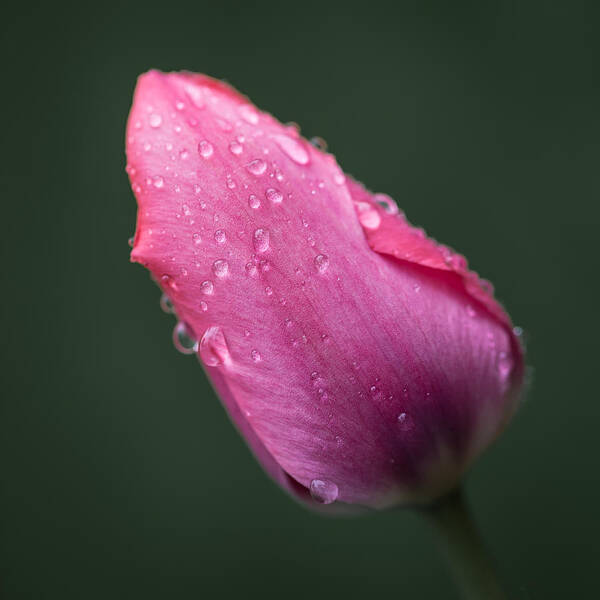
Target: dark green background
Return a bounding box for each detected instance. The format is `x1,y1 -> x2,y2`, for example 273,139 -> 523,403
2,1 -> 598,598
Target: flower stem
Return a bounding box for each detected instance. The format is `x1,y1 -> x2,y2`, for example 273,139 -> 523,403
421,488 -> 508,600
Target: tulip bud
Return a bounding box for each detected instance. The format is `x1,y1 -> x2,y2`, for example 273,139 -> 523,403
125,71 -> 524,510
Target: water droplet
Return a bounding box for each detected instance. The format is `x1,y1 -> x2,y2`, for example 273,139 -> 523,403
397,412 -> 407,423
161,274 -> 178,291
246,159 -> 267,176
309,136 -> 328,151
250,349 -> 261,362
239,104 -> 259,124
175,100 -> 185,111
153,176 -> 164,188
374,193 -> 399,215
245,262 -> 258,277
226,175 -> 236,189
200,280 -> 214,295
314,254 -> 329,273
266,188 -> 283,204
356,202 -> 381,229
253,228 -> 270,253
271,134 -> 309,165
309,479 -> 338,504
149,114 -> 162,128
198,326 -> 231,366
192,232 -> 202,245
172,322 -> 198,354
212,259 -> 229,278
127,236 -> 134,248
248,194 -> 260,209
214,229 -> 227,244
229,141 -> 243,155
199,301 -> 208,312
179,149 -> 189,160
466,305 -> 476,317
185,84 -> 204,109
497,351 -> 513,379
265,286 -> 273,296
198,140 -> 214,158
160,293 -> 174,313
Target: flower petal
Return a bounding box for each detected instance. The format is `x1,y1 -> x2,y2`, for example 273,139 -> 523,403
126,71 -> 524,508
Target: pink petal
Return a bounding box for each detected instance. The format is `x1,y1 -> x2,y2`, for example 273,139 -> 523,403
126,71 -> 524,509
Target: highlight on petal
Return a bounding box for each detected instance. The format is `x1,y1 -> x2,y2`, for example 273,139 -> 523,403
125,70 -> 525,510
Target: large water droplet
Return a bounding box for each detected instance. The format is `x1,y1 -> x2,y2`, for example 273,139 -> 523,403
266,188 -> 283,204
212,259 -> 229,278
314,254 -> 329,273
271,134 -> 309,165
309,479 -> 338,504
198,140 -> 214,158
198,326 -> 231,366
153,176 -> 164,188
172,322 -> 198,354
246,159 -> 267,176
356,202 -> 381,229
253,228 -> 270,253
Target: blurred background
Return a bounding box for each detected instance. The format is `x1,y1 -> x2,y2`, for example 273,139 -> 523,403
2,1 -> 599,598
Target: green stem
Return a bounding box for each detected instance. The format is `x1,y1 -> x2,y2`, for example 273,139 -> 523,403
421,488 -> 508,600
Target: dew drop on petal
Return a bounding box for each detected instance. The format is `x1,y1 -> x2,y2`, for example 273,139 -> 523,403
160,293 -> 174,314
314,254 -> 329,273
153,176 -> 164,188
199,301 -> 208,312
309,479 -> 338,504
245,262 -> 258,277
198,326 -> 231,366
229,141 -> 243,155
246,159 -> 267,176
198,140 -> 214,158
238,104 -> 259,124
250,349 -> 261,362
266,188 -> 283,204
356,204 -> 381,229
200,280 -> 214,295
214,229 -> 227,244
310,136 -> 328,151
374,193 -> 399,215
253,228 -> 270,253
149,113 -> 162,128
497,351 -> 513,379
172,322 -> 198,354
248,194 -> 260,209
271,134 -> 309,165
184,84 -> 204,109
212,259 -> 229,278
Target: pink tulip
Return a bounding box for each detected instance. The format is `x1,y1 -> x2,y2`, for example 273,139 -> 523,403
126,70 -> 524,510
